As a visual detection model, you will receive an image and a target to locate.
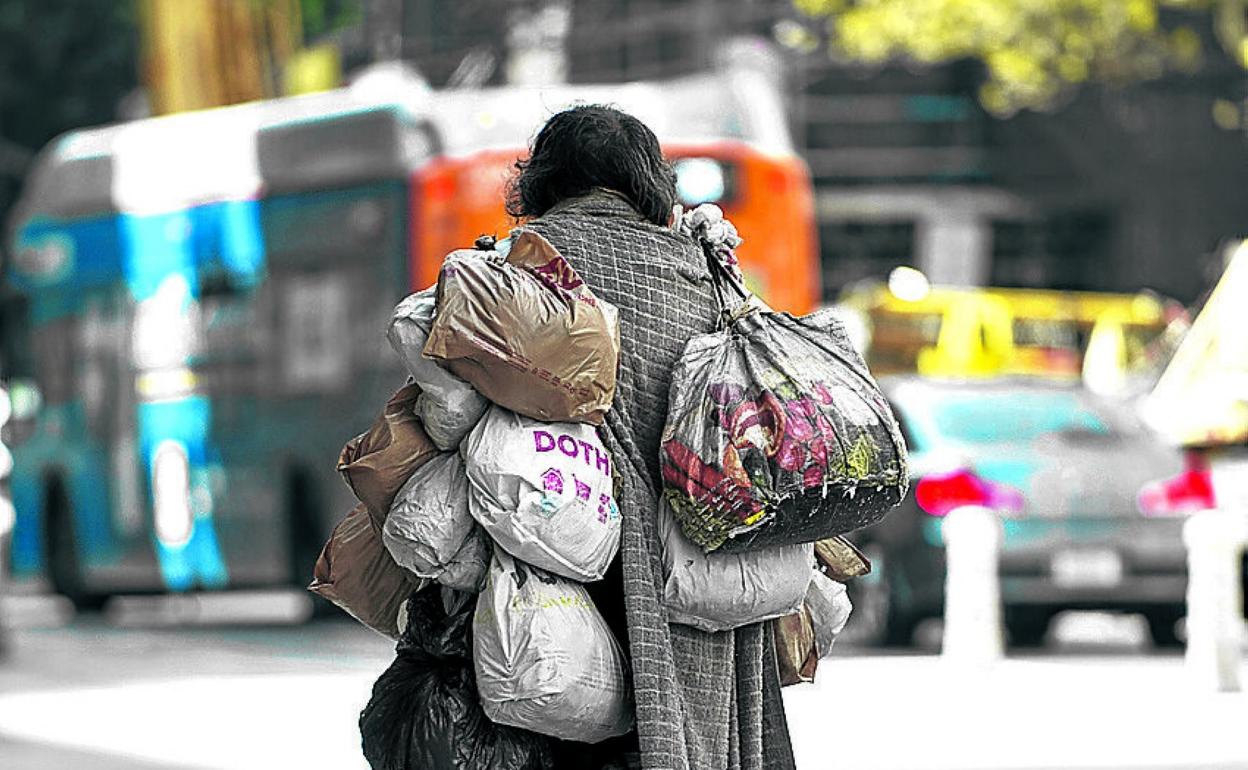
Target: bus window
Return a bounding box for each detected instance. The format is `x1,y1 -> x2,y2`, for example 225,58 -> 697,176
278,271 -> 352,393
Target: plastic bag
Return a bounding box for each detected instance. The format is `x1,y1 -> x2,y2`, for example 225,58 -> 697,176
338,382 -> 441,530
439,525 -> 491,594
661,306 -> 909,553
658,496 -> 814,632
423,231 -> 620,425
360,588 -> 554,770
806,570 -> 853,657
772,571 -> 853,687
814,535 -> 871,581
383,452 -> 474,581
473,549 -> 634,743
308,503 -> 425,639
388,289 -> 489,450
463,405 -> 621,581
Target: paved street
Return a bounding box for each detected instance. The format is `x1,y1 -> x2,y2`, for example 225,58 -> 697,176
1,602 -> 1247,770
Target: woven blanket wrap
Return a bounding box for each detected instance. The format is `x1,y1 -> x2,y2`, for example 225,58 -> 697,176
523,191 -> 796,770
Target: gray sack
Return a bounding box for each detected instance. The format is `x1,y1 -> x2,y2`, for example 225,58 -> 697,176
473,548 -> 634,743
388,289 -> 489,451
659,496 -> 815,633
383,452 -> 487,592
806,570 -> 853,656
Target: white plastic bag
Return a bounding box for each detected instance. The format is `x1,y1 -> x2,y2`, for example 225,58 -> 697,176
388,289 -> 489,450
439,525 -> 490,593
463,405 -> 620,581
807,570 -> 853,656
473,549 -> 633,743
382,453 -> 474,580
658,496 -> 815,632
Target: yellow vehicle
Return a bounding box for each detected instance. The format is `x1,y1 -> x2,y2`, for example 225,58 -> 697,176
839,279 -> 1183,384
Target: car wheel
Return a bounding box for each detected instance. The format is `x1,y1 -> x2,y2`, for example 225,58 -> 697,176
1145,609 -> 1184,649
1006,608 -> 1052,648
842,545 -> 917,647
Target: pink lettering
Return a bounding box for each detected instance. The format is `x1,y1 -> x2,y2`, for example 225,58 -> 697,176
595,447 -> 610,476
533,430 -> 555,452
574,477 -> 591,501
557,435 -> 578,457
578,440 -> 596,465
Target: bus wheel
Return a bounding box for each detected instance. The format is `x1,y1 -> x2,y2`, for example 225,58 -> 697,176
44,477 -> 105,611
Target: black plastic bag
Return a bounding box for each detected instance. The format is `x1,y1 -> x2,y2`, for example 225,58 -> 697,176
360,588 -> 553,770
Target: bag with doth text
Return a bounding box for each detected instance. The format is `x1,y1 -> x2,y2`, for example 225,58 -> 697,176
463,405 -> 621,582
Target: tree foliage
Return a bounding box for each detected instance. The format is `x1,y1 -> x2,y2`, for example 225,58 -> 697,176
793,0 -> 1248,114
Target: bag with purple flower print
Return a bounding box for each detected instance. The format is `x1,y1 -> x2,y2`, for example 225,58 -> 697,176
660,205 -> 909,553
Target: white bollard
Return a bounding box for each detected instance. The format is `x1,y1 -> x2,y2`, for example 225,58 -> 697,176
942,505 -> 1004,663
1182,508 -> 1247,692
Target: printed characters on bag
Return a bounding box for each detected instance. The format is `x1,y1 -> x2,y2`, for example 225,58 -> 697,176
532,428 -> 612,477
541,468 -> 565,495
506,560 -> 593,612
526,256 -> 591,299
531,427 -> 617,525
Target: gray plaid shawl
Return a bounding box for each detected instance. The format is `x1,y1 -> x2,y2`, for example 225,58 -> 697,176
524,191 -> 797,770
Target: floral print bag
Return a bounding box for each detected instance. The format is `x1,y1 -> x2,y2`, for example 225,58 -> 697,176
660,205 -> 909,553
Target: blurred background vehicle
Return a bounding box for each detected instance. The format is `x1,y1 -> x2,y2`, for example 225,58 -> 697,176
839,278 -> 1186,386
849,376 -> 1193,648
0,63 -> 818,606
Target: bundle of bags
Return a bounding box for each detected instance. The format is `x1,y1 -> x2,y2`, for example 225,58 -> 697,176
309,230 -> 633,768
312,210 -> 894,769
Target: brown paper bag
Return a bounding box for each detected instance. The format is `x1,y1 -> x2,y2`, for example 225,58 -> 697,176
772,605 -> 818,687
309,503 -> 428,639
337,382 -> 440,530
423,231 -> 620,425
814,536 -> 871,582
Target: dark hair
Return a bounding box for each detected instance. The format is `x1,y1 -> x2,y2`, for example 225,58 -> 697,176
506,104 -> 677,227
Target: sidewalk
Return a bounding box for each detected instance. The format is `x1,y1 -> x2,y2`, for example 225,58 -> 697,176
784,653 -> 1248,770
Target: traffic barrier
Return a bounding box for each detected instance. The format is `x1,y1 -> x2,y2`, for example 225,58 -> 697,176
941,505 -> 1004,663
1182,508 -> 1247,692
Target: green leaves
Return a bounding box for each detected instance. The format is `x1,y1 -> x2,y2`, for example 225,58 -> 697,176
794,0 -> 1245,115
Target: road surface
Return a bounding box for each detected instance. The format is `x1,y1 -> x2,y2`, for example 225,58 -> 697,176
1,600 -> 1246,770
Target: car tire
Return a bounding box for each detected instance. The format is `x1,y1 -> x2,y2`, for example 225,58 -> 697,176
1006,608 -> 1052,648
1145,609 -> 1184,649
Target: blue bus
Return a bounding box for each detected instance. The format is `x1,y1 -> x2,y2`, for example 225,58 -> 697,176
2,90 -> 433,604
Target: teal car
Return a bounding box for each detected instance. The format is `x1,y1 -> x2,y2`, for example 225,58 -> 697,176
850,377 -> 1191,647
